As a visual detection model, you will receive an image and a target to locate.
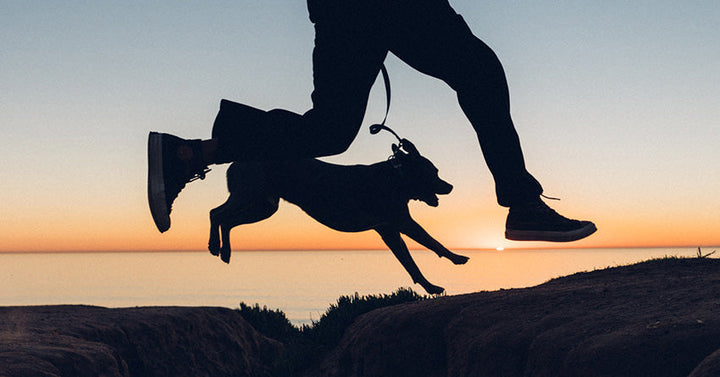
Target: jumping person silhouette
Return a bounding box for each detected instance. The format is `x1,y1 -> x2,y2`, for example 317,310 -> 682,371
148,0 -> 596,242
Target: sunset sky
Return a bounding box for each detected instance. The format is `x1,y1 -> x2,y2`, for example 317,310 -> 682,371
2,1 -> 718,252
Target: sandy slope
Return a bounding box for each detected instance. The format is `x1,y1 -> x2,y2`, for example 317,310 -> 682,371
2,258 -> 719,377
309,258 -> 720,377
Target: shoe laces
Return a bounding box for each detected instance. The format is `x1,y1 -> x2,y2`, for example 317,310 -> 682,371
514,196 -> 561,216
188,167 -> 211,183
541,194 -> 561,201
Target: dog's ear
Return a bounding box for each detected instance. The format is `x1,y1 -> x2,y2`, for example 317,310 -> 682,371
401,139 -> 418,155
392,143 -> 400,154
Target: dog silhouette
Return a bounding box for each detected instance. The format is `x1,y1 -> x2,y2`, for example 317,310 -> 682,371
208,138 -> 468,294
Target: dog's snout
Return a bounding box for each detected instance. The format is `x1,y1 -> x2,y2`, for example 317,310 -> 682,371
436,179 -> 453,195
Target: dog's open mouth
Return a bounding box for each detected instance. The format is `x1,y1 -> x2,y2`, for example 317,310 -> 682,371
420,193 -> 440,207
419,179 -> 452,207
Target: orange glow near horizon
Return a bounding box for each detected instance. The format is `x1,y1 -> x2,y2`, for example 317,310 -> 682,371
1,164 -> 718,253
2,199 -> 718,252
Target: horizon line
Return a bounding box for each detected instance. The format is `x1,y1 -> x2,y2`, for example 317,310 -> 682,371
1,245 -> 716,254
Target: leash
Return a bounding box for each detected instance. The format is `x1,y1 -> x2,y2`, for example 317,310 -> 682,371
369,64 -> 403,142
376,64 -> 391,129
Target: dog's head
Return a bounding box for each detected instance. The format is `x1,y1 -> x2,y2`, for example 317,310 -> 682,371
392,139 -> 453,207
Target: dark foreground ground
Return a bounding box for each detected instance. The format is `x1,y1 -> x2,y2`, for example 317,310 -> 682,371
2,257 -> 720,377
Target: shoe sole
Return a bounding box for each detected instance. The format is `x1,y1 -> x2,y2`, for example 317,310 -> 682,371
148,132 -> 170,233
505,222 -> 597,242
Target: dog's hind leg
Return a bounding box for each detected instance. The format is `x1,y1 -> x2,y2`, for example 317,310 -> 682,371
218,195 -> 280,263
219,220 -> 232,263
213,162 -> 279,263
400,219 -> 469,265
209,202 -> 228,256
375,226 -> 445,295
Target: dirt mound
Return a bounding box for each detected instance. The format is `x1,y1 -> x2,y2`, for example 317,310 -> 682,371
0,306 -> 281,377
310,258 -> 720,377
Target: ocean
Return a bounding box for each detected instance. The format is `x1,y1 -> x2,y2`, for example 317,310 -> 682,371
0,247 -> 705,326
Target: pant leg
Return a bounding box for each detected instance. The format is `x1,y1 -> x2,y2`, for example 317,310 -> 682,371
212,5 -> 387,162
385,0 -> 543,207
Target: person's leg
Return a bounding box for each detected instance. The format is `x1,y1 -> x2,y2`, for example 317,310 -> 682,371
385,0 -> 539,207
211,7 -> 387,163
149,4 -> 388,232
385,0 -> 595,241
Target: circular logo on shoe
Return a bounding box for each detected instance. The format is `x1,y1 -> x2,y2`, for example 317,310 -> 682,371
177,145 -> 194,161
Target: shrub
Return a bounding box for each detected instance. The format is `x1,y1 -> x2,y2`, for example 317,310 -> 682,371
302,287 -> 426,351
237,302 -> 300,343
237,287 -> 427,375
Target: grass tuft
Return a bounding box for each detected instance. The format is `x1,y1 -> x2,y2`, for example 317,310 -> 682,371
696,246 -> 717,259
236,287 -> 427,375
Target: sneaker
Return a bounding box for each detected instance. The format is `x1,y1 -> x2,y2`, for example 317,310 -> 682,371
505,200 -> 596,242
147,132 -> 210,232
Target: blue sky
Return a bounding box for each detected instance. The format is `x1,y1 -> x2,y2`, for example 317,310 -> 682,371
1,1 -> 719,251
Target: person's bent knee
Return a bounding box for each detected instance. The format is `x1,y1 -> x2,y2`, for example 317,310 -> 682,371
314,133 -> 355,157
303,110 -> 363,157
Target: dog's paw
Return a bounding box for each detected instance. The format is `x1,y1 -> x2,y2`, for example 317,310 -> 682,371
423,283 -> 445,295
220,246 -> 231,264
450,254 -> 469,265
208,241 -> 220,256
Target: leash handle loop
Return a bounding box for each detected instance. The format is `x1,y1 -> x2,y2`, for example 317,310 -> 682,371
378,64 -> 391,127
369,64 -> 402,144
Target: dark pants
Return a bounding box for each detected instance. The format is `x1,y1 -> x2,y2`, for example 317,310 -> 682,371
212,0 -> 542,207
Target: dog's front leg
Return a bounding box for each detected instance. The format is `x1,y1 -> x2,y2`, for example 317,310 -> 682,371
400,219 -> 469,265
219,222 -> 232,263
375,226 -> 444,295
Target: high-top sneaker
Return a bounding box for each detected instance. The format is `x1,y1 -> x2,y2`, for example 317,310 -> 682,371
148,132 -> 210,232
